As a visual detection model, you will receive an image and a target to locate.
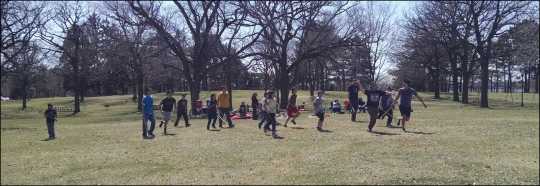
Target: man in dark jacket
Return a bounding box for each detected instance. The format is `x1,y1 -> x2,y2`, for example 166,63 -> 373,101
44,103 -> 57,140
174,94 -> 190,127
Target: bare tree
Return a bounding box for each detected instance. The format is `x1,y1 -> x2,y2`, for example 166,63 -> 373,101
467,1 -> 531,107
1,1 -> 47,76
127,1 -> 263,111
40,1 -> 87,113
243,1 -> 357,108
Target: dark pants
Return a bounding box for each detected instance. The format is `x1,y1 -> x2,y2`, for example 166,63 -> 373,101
252,107 -> 258,120
175,111 -> 189,126
350,98 -> 359,121
367,106 -> 378,130
46,120 -> 55,138
258,111 -> 268,129
263,113 -> 277,135
218,108 -> 234,127
207,112 -> 217,129
142,113 -> 156,137
378,108 -> 393,126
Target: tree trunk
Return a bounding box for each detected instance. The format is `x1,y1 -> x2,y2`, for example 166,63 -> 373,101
434,69 -> 440,99
480,56 -> 489,108
462,71 -> 470,104
278,65 -> 289,109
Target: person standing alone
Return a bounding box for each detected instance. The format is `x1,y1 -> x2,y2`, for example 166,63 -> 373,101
44,103 -> 57,140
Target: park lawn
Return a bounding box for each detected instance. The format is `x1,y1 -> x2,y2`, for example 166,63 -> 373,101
1,90 -> 538,185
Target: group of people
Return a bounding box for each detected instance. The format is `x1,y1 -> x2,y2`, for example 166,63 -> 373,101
42,80 -> 427,140
347,79 -> 427,132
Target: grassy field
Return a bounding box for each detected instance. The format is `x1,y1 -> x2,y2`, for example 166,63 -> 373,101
1,90 -> 538,185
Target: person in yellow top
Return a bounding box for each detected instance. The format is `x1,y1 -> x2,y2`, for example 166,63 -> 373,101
217,86 -> 234,128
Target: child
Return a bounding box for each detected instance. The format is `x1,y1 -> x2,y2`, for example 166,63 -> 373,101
284,89 -> 299,127
142,89 -> 156,139
44,103 -> 57,140
217,86 -> 234,128
364,85 -> 385,132
394,80 -> 427,131
331,99 -> 342,114
251,93 -> 259,120
313,91 -> 326,131
175,94 -> 190,127
207,94 -> 218,130
238,102 -> 248,118
358,97 -> 366,113
378,87 -> 394,127
344,100 -> 351,113
298,102 -> 306,110
263,91 -> 280,138
159,91 -> 176,135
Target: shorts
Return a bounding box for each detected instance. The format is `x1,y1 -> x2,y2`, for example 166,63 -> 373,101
316,112 -> 325,121
399,105 -> 412,118
287,106 -> 299,117
349,98 -> 359,110
162,111 -> 172,121
367,106 -> 378,120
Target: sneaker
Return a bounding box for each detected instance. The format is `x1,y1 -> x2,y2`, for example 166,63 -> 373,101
386,124 -> 393,128
159,121 -> 164,128
284,124 -> 288,127
316,127 -> 322,131
397,119 -> 401,126
292,120 -> 296,125
272,134 -> 281,139
186,124 -> 191,127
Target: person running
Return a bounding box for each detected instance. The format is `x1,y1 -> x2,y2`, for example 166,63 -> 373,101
394,80 -> 427,131
348,80 -> 362,122
251,92 -> 259,120
258,92 -> 269,129
313,91 -> 326,131
44,103 -> 57,140
284,89 -> 299,127
364,84 -> 386,132
159,91 -> 176,135
378,87 -> 395,127
206,94 -> 218,130
217,86 -> 234,128
142,89 -> 156,139
262,91 -> 280,138
174,94 -> 190,127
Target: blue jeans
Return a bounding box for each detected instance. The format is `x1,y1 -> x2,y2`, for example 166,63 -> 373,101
218,108 -> 234,127
46,120 -> 55,138
258,111 -> 268,129
142,113 -> 156,137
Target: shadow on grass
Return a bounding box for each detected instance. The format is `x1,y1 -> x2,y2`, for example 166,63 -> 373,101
318,129 -> 333,133
290,126 -> 305,129
273,135 -> 285,139
208,129 -> 220,132
1,127 -> 35,131
369,131 -> 400,135
164,133 -> 177,136
404,131 -> 435,135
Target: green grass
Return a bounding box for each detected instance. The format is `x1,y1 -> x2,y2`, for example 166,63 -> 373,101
1,90 -> 539,185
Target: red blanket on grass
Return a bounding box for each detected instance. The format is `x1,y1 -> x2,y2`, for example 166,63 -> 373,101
231,113 -> 252,120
